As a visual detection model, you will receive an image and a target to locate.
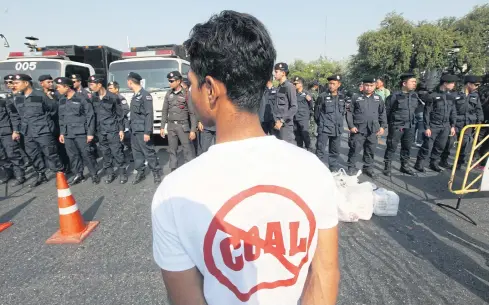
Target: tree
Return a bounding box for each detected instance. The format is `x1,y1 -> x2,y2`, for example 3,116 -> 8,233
288,58 -> 343,86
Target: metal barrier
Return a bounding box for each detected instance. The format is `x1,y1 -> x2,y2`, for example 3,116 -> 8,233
441,124 -> 489,225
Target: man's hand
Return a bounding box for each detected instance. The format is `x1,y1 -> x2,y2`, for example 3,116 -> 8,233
87,135 -> 94,143
144,134 -> 150,142
59,135 -> 65,144
425,129 -> 432,137
306,95 -> 312,102
12,132 -> 20,141
450,127 -> 456,137
274,120 -> 283,130
189,131 -> 196,141
376,127 -> 384,136
350,127 -> 358,133
119,131 -> 124,142
160,129 -> 166,138
198,122 -> 204,132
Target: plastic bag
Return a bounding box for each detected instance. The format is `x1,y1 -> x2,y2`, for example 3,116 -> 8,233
345,182 -> 375,220
332,168 -> 361,193
373,188 -> 400,216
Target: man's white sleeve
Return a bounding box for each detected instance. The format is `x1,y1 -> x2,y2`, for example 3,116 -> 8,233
316,167 -> 341,230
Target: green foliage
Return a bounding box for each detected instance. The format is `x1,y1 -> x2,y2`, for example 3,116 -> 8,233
288,58 -> 343,86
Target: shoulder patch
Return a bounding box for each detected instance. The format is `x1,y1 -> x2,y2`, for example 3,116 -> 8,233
145,95 -> 153,101
374,96 -> 379,100
121,99 -> 127,104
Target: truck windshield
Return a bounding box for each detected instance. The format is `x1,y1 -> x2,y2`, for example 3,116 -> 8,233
0,60 -> 61,91
108,60 -> 179,93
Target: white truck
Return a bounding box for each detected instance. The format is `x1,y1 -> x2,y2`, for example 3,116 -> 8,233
108,45 -> 190,135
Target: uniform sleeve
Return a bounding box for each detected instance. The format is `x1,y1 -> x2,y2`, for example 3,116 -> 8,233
378,97 -> 387,129
42,95 -> 58,120
143,93 -> 154,135
449,96 -> 457,127
6,99 -> 21,132
120,97 -> 130,131
152,180 -> 196,272
187,93 -> 197,133
314,94 -> 322,124
385,95 -> 392,125
285,83 -> 298,121
83,98 -> 95,136
58,101 -> 66,136
423,94 -> 433,130
475,95 -> 484,124
114,96 -> 124,132
161,92 -> 169,128
316,164 -> 340,230
345,97 -> 354,129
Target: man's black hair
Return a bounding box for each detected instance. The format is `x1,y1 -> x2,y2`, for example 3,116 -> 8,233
108,81 -> 120,90
184,10 -> 276,113
128,77 -> 140,85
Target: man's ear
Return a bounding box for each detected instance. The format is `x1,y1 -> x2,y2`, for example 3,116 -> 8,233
205,76 -> 223,107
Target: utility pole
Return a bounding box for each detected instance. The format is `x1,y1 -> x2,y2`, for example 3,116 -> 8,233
324,16 -> 327,59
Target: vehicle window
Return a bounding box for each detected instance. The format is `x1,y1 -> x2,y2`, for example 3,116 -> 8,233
0,60 -> 61,91
181,63 -> 190,78
65,65 -> 91,87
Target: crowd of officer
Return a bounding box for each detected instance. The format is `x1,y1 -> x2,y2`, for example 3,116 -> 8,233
259,63 -> 488,179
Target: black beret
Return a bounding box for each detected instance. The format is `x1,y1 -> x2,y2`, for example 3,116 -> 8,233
440,74 -> 458,83
54,77 -> 73,87
88,74 -> 104,84
362,76 -> 376,83
128,72 -> 142,81
167,71 -> 182,79
14,74 -> 32,81
400,73 -> 416,81
463,75 -> 482,84
70,74 -> 82,81
327,75 -> 342,81
274,62 -> 289,72
292,76 -> 304,84
38,74 -> 53,82
3,74 -> 14,81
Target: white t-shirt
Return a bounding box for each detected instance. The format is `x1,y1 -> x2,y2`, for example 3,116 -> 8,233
152,136 -> 341,305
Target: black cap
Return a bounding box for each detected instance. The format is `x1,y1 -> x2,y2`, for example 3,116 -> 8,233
362,76 -> 376,83
70,74 -> 82,81
3,74 -> 14,81
327,75 -> 342,81
54,77 -> 73,87
400,73 -> 416,81
274,62 -> 289,72
167,71 -> 182,79
14,74 -> 32,81
38,74 -> 53,82
464,75 -> 482,84
440,74 -> 458,83
88,74 -> 104,84
292,76 -> 304,84
128,72 -> 142,81
311,80 -> 319,86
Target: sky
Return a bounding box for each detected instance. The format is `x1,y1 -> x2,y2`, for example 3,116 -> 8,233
0,0 -> 486,64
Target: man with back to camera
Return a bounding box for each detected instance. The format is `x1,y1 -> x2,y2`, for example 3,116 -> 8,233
271,62 -> 297,144
151,10 -> 340,305
108,81 -> 133,163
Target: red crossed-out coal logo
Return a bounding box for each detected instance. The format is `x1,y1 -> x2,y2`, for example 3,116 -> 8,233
203,185 -> 316,302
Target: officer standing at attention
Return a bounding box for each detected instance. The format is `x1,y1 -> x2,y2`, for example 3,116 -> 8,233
108,81 -> 133,163
258,79 -> 276,135
128,72 -> 161,184
382,73 -> 420,177
315,75 -> 347,172
346,76 -> 387,178
55,77 -> 100,185
439,75 -> 484,169
71,74 -> 91,100
292,76 -> 313,149
160,71 -> 197,171
0,95 -> 25,185
12,74 -> 63,187
272,62 -> 297,144
414,74 -> 458,173
88,75 -> 127,184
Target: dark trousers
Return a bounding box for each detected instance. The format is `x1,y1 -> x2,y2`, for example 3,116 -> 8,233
123,131 -> 134,163
441,130 -> 470,164
64,136 -> 98,176
131,133 -> 160,173
294,120 -> 311,149
167,122 -> 195,170
99,132 -> 125,174
384,127 -> 415,166
18,135 -> 31,164
316,133 -> 341,170
0,135 -> 25,179
347,132 -> 377,169
416,127 -> 450,165
271,123 -> 296,145
25,134 -> 63,173
199,129 -> 216,155
414,112 -> 424,145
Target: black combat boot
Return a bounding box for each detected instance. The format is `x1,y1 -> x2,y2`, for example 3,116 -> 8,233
105,172 -> 116,184
363,167 -> 378,179
400,163 -> 415,176
11,177 -> 26,187
92,174 -> 101,184
29,172 -> 48,188
429,162 -> 443,173
0,170 -> 12,184
439,159 -> 451,169
383,162 -> 392,177
119,168 -> 128,184
153,171 -> 162,184
132,171 -> 146,185
68,174 -> 85,186
414,160 -> 425,173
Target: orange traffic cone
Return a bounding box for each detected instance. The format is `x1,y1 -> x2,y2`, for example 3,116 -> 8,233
0,221 -> 13,232
46,172 -> 99,244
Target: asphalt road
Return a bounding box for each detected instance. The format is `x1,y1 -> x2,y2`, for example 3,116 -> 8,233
1,135 -> 488,305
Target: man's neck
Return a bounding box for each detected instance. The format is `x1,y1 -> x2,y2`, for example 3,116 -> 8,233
132,85 -> 142,94
173,85 -> 182,93
24,87 -> 33,96
279,76 -> 287,84
215,101 -> 265,144
330,90 -> 338,96
402,87 -> 409,93
67,90 -> 75,99
364,92 -> 373,97
99,87 -> 107,98
297,88 -> 303,93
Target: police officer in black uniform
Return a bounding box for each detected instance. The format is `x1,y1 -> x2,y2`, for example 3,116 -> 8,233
315,75 -> 347,172
55,77 -> 100,185
160,71 -> 197,171
0,94 -> 25,185
415,74 -> 458,172
292,76 -> 313,150
382,73 -> 420,176
272,62 -> 297,144
346,76 -> 387,178
259,79 -> 276,135
71,74 -> 91,100
127,72 -> 161,184
12,74 -> 63,187
108,81 -> 133,163
88,75 -> 127,184
439,75 -> 484,169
